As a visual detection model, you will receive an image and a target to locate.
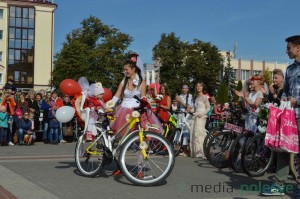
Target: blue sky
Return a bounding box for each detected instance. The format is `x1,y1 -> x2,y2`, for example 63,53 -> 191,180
54,0 -> 300,65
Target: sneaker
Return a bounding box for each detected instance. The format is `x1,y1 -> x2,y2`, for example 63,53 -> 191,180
260,183 -> 285,196
60,140 -> 67,143
8,141 -> 14,146
179,152 -> 189,157
113,170 -> 122,176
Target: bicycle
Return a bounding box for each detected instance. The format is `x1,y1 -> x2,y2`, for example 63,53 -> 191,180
168,110 -> 193,156
75,95 -> 175,186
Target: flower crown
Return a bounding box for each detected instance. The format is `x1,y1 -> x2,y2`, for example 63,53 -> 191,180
130,57 -> 137,63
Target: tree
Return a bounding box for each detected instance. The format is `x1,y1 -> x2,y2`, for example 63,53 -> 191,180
52,16 -> 133,92
216,83 -> 229,104
185,40 -> 224,94
233,80 -> 243,102
152,32 -> 187,96
263,67 -> 272,86
152,33 -> 223,96
222,51 -> 237,102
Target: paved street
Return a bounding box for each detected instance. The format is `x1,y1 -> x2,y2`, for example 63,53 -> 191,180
0,142 -> 295,199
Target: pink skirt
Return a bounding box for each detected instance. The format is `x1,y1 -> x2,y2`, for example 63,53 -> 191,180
111,106 -> 163,139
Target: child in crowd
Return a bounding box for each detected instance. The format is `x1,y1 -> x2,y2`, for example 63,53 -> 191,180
28,112 -> 36,143
0,105 -> 8,146
85,82 -> 106,141
48,104 -> 60,144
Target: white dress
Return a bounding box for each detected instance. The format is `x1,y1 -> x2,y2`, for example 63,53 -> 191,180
190,95 -> 210,158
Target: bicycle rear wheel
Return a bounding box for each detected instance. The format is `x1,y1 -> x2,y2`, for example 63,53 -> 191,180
205,130 -> 235,168
118,131 -> 175,186
75,135 -> 106,177
241,134 -> 274,177
290,153 -> 300,179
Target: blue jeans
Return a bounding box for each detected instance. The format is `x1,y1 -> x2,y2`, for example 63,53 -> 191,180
43,122 -> 49,140
17,129 -> 26,144
0,127 -> 7,143
49,127 -> 59,143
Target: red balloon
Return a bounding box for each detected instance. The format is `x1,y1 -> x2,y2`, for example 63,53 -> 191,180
103,88 -> 113,102
60,79 -> 82,96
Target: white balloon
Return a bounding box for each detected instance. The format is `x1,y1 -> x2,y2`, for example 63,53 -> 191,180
56,106 -> 75,123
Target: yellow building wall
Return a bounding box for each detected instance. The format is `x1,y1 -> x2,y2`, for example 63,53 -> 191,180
34,6 -> 54,90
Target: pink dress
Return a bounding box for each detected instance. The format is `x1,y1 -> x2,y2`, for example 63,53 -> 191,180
111,88 -> 163,139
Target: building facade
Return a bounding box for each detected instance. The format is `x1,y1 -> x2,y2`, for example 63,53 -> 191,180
0,0 -> 56,90
146,51 -> 288,86
219,51 -> 288,82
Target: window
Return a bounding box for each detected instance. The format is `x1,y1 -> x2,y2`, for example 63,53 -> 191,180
253,70 -> 261,75
0,52 -> 2,61
0,30 -> 3,39
0,9 -> 3,18
8,5 -> 35,87
241,70 -> 250,80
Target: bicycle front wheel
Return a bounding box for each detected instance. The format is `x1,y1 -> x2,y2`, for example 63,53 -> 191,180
75,135 -> 105,177
118,131 -> 175,186
168,128 -> 183,156
241,134 -> 274,177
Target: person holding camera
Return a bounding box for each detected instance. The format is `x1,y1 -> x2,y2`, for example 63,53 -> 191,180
1,90 -> 16,146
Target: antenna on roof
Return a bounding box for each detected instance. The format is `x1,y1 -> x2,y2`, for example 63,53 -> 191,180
233,42 -> 237,58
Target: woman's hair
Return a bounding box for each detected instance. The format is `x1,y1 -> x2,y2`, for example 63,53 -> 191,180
121,57 -> 143,96
195,82 -> 205,94
273,69 -> 284,77
160,84 -> 170,96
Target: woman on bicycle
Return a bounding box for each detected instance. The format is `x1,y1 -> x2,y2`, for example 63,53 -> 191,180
189,82 -> 210,158
156,84 -> 171,122
111,53 -> 163,137
110,52 -> 163,176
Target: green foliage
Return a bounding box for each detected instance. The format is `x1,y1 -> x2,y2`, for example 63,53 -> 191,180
216,83 -> 229,104
222,52 -> 236,102
52,16 -> 133,92
263,67 -> 272,86
152,33 -> 223,97
233,80 -> 243,102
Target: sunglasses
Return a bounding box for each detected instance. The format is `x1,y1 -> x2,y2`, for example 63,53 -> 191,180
24,114 -> 29,116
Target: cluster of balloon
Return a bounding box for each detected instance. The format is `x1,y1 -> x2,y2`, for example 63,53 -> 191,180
58,78 -> 113,124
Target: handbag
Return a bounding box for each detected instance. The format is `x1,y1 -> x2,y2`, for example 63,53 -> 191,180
265,101 -> 299,153
265,104 -> 283,151
62,126 -> 73,137
278,102 -> 299,153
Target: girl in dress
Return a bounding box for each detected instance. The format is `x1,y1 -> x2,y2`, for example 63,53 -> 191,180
110,53 -> 163,176
189,82 -> 211,158
156,84 -> 171,122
